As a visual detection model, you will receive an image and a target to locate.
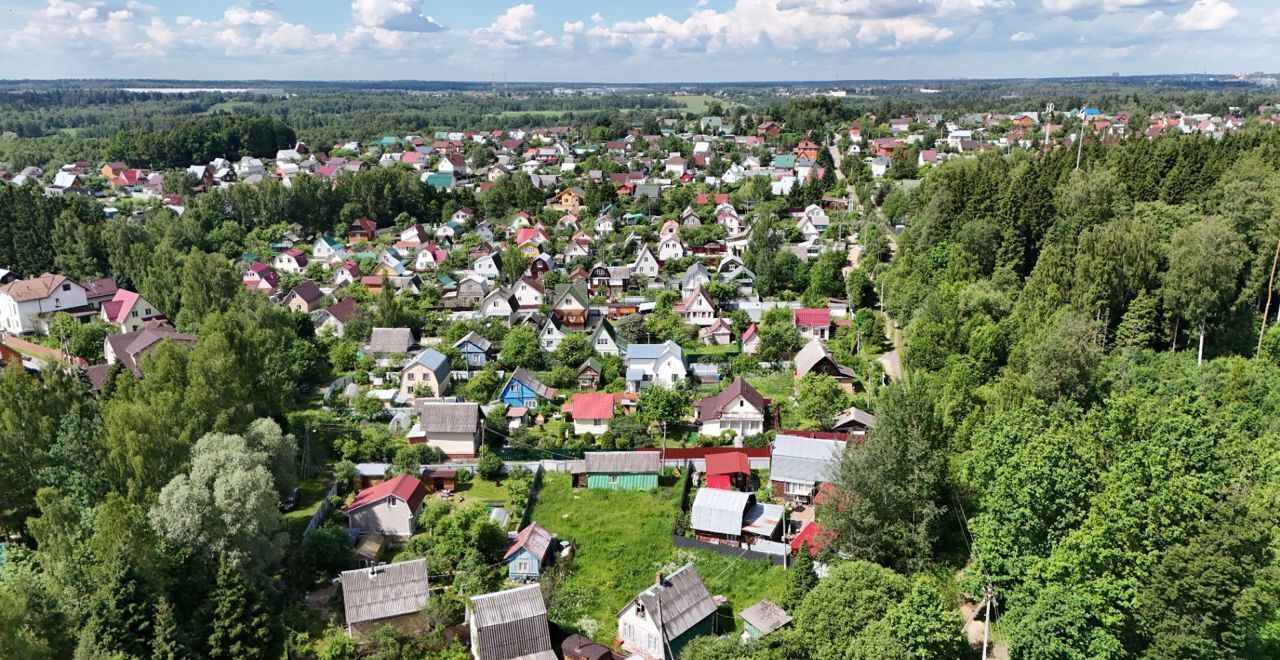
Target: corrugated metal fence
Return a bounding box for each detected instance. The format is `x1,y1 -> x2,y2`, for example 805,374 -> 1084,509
302,483 -> 338,537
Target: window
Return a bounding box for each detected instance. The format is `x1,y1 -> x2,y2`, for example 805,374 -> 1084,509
130,310 -> 138,318
407,373 -> 415,381
388,497 -> 398,506
608,475 -> 619,485
61,284 -> 70,292
517,559 -> 531,573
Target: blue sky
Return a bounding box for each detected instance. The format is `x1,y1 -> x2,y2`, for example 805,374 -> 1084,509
0,0 -> 1274,81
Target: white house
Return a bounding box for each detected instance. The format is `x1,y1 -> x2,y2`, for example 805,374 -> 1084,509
695,378 -> 766,438
540,318 -> 566,352
0,273 -> 89,335
632,246 -> 661,278
100,289 -> 161,333
312,236 -> 345,266
658,236 -> 686,261
514,276 -> 544,309
624,341 -> 687,392
343,474 -> 427,538
473,252 -> 502,280
272,248 -> 308,275
569,393 -> 614,435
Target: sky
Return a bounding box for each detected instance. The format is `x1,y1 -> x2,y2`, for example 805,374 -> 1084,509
0,0 -> 1275,82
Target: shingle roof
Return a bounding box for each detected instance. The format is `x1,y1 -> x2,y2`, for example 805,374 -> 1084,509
0,273 -> 72,302
696,378 -> 766,423
740,599 -> 791,635
367,327 -> 415,354
692,488 -> 751,536
453,331 -> 493,353
106,325 -> 197,377
771,434 -> 844,486
414,401 -> 481,434
793,338 -> 855,378
287,280 -> 324,304
325,298 -> 359,323
504,522 -> 554,562
629,563 -> 716,642
339,559 -> 430,625
583,451 -> 660,474
470,584 -> 555,660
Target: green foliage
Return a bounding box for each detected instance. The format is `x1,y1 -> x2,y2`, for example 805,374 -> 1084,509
498,324 -> 544,370
794,373 -> 851,431
476,445 -> 504,481
207,562 -> 281,660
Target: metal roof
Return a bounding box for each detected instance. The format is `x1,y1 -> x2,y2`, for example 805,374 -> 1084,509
742,503 -> 784,537
470,584 -> 555,660
405,348 -> 451,383
771,434 -> 844,485
584,451 -> 661,474
629,563 -> 716,642
339,559 -> 429,625
691,488 -> 751,536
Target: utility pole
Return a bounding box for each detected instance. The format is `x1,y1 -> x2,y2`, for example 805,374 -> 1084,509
981,583 -> 993,660
1256,237 -> 1280,357
1075,103 -> 1088,171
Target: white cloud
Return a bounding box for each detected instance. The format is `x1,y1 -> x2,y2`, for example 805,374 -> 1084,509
351,0 -> 444,33
474,4 -> 555,49
1263,12 -> 1280,37
1173,0 -> 1238,31
1010,30 -> 1035,41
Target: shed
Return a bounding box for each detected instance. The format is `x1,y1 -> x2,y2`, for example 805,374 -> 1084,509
616,563 -> 716,659
740,599 -> 792,638
584,451 -> 661,490
505,522 -> 556,581
704,451 -> 752,491
366,327 -> 415,355
691,488 -> 751,541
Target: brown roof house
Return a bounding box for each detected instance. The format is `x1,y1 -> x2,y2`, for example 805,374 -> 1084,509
314,298 -> 359,337
104,324 -> 198,377
339,559 -> 430,637
694,377 -> 766,439
469,583 -> 556,660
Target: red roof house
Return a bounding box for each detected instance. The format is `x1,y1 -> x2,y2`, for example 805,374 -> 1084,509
794,308 -> 831,341
344,474 -> 428,538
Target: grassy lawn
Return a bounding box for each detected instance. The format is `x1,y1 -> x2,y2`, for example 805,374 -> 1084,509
282,476 -> 334,540
686,344 -> 741,358
533,472 -> 787,643
746,371 -> 795,403
667,94 -> 741,114
452,478 -> 517,510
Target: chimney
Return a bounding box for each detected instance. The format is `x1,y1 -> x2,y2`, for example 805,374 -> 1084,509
655,572 -> 663,586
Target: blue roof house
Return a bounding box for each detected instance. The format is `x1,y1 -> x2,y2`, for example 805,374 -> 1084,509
499,367 -> 557,409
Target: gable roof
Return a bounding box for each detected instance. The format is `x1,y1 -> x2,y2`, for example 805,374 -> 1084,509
414,400 -> 481,434
740,599 -> 792,635
346,474 -> 427,512
569,392 -> 615,420
0,273 -> 74,302
552,282 -> 589,309
627,563 -> 716,641
504,522 -> 554,562
793,338 -> 855,378
584,450 -> 660,474
286,281 -> 324,305
507,367 -> 556,399
367,327 -> 415,354
105,325 -> 197,377
625,340 -> 683,362
771,434 -> 844,486
405,348 -> 451,383
696,378 -> 766,423
453,331 -> 493,352
102,289 -> 142,324
339,559 -> 430,625
794,308 -> 831,327
325,298 -> 359,323
470,584 -> 555,660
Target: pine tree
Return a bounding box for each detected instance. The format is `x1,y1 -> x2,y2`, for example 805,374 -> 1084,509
784,541 -> 818,609
1114,290 -> 1160,350
86,561 -> 153,659
151,596 -> 184,660
207,562 -> 280,660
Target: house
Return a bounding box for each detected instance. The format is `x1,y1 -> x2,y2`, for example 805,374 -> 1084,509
758,121 -> 782,136
314,298 -> 359,337
794,308 -> 831,341
104,325 -> 197,377
100,289 -> 161,333
690,488 -> 783,545
505,522 -> 555,581
406,400 -> 483,458
832,406 -> 877,436
312,235 -> 346,265
333,260 -> 362,287
273,248 -> 308,274
584,451 -> 660,490
453,331 -> 493,369
567,392 -> 614,435
740,600 -> 792,639
577,357 -> 603,389
551,282 -> 590,326
632,246 -> 660,278
550,186 -> 586,212
657,236 -> 685,261
451,274 -> 489,308
616,564 -> 716,660
0,273 -> 91,334
469,584 -> 556,660
679,263 -> 711,298
480,287 -> 516,321
664,154 -> 688,176
594,214 -> 615,235
588,319 -> 626,356
624,341 -> 687,392
673,287 -> 716,325
344,474 -> 428,538
398,349 -> 451,397
794,338 -> 857,380
704,451 -> 752,491
80,277 -> 119,310
695,378 -> 766,438
366,327 -> 415,356
499,367 -> 557,409
697,318 -> 733,346
770,433 -> 844,503
282,281 -> 325,314
514,276 -> 544,310
539,317 -> 566,352
339,559 -> 431,637
741,324 -> 760,355
242,263 -> 279,294
348,217 -> 378,243
413,244 -> 449,271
